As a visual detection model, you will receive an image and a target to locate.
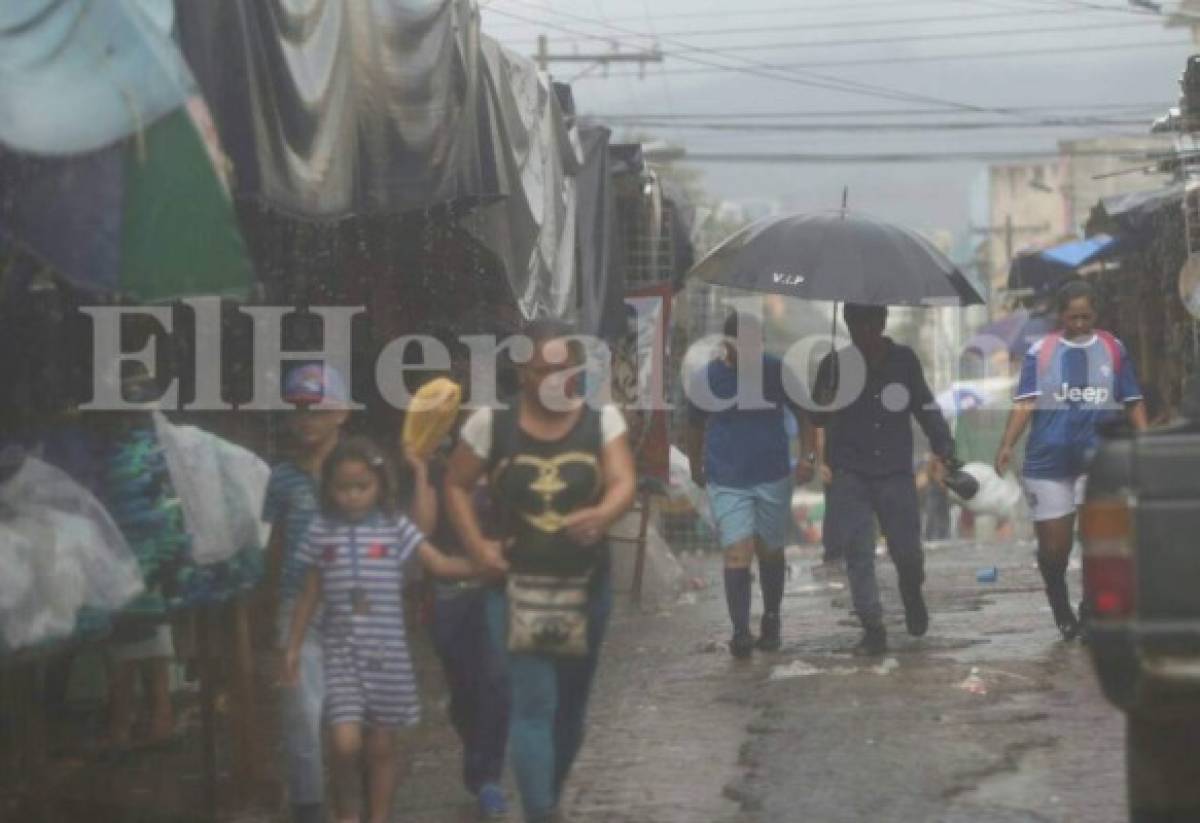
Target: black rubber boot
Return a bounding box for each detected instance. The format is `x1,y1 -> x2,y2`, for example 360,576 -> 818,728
1038,554 -> 1079,641
898,574 -> 929,637
756,612 -> 782,652
853,624 -> 888,657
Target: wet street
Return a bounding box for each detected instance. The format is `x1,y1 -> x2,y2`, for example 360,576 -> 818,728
559,537 -> 1126,823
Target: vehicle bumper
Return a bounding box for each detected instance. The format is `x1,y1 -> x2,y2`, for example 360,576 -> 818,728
1088,623 -> 1200,713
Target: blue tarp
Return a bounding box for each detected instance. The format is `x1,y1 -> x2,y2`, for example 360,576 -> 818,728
1007,234 -> 1122,296
0,0 -> 193,155
1040,234 -> 1121,269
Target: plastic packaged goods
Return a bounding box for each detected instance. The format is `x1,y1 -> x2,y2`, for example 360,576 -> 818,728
0,458 -> 143,651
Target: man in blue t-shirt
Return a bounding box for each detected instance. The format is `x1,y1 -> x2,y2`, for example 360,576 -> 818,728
686,312 -> 817,658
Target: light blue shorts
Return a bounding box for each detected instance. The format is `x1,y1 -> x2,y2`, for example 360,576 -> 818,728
707,476 -> 794,551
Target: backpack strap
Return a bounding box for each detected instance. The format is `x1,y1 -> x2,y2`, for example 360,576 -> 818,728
485,404 -> 519,482
1095,330 -> 1123,377
1035,331 -> 1063,382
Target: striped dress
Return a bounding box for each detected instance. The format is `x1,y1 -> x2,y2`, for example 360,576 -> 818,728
296,511 -> 424,729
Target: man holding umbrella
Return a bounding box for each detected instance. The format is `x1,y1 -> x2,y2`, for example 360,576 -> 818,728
686,312 -> 818,658
688,209 -> 982,656
812,304 -> 956,656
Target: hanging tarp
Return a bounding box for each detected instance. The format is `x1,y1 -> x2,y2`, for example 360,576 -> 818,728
1007,234 -> 1123,296
0,0 -> 192,156
458,36 -> 583,323
1098,182 -> 1186,242
175,0 -> 503,218
575,126 -> 625,338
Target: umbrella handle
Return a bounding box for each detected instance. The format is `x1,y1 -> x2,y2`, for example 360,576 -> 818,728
830,301 -> 840,393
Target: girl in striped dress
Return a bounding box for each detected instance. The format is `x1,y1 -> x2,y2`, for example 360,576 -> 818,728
284,437 -> 475,823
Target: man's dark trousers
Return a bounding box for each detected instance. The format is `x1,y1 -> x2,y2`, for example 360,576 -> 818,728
824,470 -> 924,629
431,586 -> 510,793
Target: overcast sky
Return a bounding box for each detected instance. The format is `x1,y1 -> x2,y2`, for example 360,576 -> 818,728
481,0 -> 1192,239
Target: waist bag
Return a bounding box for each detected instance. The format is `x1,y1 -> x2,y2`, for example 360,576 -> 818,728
506,572 -> 590,657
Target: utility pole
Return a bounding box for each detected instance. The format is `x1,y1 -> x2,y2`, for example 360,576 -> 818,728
970,216 -> 1052,316
533,34 -> 663,77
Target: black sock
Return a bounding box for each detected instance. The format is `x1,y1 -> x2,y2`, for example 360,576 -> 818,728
759,553 -> 786,617
724,567 -> 752,635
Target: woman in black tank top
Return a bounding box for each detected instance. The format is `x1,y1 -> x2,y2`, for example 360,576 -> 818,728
444,320 -> 636,822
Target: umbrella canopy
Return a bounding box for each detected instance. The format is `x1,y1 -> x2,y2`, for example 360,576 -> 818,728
0,0 -> 254,303
0,102 -> 254,303
689,210 -> 984,307
0,0 -> 191,157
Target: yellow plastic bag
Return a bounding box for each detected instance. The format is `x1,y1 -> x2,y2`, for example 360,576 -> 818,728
402,378 -> 463,458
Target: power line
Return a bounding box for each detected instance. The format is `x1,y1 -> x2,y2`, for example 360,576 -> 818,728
578,38 -> 1189,78
676,147 -> 1177,164
586,102 -> 1169,119
495,5 -> 1148,43
587,117 -> 1154,133
622,19 -> 1161,54
486,3 -> 1031,116
485,0 -> 1033,24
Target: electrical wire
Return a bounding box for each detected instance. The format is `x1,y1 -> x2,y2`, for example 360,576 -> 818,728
585,117 -> 1154,132
574,38 -> 1189,77
617,19 -> 1161,55
586,102 -> 1169,119
494,4 -> 1151,42
675,147 -> 1180,163
485,4 -> 1036,115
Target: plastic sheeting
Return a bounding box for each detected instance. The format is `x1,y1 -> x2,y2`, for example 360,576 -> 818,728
175,0 -> 502,218
0,0 -> 193,155
153,414 -> 270,566
175,1 -> 591,326
576,125 -> 627,338
458,37 -> 583,323
0,457 -> 144,650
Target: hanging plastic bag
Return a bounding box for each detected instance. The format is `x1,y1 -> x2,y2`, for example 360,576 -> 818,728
945,462 -> 1022,519
153,414 -> 269,565
0,475 -> 143,651
0,456 -> 144,612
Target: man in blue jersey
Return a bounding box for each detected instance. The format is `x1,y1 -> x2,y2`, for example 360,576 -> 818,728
687,312 -> 817,658
996,281 -> 1147,639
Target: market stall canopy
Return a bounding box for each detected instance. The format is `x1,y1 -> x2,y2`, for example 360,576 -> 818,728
1007,234 -> 1122,296
1097,182 -> 1185,242
175,0 -> 503,219
0,0 -> 254,302
0,0 -> 192,156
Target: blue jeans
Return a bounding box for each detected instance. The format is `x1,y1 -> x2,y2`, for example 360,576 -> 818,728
485,572 -> 612,820
824,471 -> 923,628
431,586 -> 511,793
277,603 -> 325,807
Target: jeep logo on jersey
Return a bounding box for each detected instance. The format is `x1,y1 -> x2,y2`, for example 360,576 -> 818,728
772,272 -> 806,287
1053,384 -> 1111,404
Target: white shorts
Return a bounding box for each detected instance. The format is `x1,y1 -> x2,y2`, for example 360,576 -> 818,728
1022,476 -> 1087,522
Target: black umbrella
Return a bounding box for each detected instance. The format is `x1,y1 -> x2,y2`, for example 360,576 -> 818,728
690,210 -> 984,307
